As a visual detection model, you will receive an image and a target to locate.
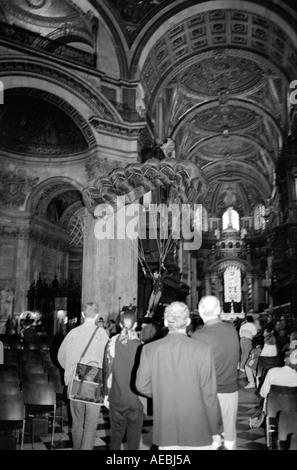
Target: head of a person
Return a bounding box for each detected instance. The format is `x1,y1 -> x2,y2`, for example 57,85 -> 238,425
246,315 -> 254,323
264,332 -> 276,345
141,317 -> 152,328
82,302 -> 99,322
278,329 -> 287,337
252,334 -> 262,348
186,317 -> 204,336
290,331 -> 297,342
119,311 -> 136,330
153,270 -> 159,279
164,301 -> 190,331
198,296 -> 220,323
139,322 -> 163,344
285,349 -> 297,371
265,323 -> 274,334
24,318 -> 34,328
118,311 -> 138,343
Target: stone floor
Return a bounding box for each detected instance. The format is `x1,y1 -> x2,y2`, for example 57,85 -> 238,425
18,371 -> 268,451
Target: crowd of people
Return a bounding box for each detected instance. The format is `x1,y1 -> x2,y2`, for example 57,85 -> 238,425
2,295 -> 297,451
57,296 -> 247,451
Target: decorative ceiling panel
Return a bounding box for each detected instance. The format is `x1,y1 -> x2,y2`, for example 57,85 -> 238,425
142,9 -> 297,98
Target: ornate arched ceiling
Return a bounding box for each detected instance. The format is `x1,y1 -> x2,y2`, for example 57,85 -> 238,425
1,0 -> 296,220
0,88 -> 90,156
136,6 -> 297,217
1,0 -> 96,49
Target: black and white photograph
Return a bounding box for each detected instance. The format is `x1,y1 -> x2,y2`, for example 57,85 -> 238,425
0,0 -> 297,457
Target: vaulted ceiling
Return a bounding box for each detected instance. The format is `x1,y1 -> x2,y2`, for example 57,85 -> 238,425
1,0 -> 297,220
138,5 -> 297,218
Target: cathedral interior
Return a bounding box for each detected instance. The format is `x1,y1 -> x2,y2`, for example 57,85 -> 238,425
0,0 -> 297,334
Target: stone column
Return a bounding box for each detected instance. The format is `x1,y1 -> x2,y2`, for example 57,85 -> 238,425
14,237 -> 30,314
247,274 -> 253,313
211,274 -> 218,297
253,277 -> 259,312
82,212 -> 138,321
205,276 -> 211,295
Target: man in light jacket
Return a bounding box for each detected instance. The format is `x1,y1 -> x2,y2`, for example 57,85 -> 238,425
58,302 -> 109,450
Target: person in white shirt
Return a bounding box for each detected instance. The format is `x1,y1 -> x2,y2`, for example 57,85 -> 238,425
238,315 -> 258,372
260,349 -> 297,401
260,330 -> 278,357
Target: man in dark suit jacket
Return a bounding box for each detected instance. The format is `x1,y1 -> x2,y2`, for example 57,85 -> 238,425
193,295 -> 240,450
135,301 -> 221,449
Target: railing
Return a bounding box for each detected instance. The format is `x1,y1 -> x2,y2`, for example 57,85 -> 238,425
215,250 -> 247,260
0,21 -> 96,68
272,302 -> 291,316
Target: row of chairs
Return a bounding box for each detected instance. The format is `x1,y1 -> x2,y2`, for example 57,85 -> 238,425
0,381 -> 57,450
3,348 -> 62,374
0,369 -> 64,392
0,334 -> 54,352
255,356 -> 281,389
0,348 -> 66,449
277,411 -> 297,450
265,385 -> 297,448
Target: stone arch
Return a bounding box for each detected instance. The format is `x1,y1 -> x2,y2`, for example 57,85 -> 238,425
0,58 -> 121,144
203,162 -> 271,202
3,86 -> 95,152
209,258 -> 250,276
172,98 -> 282,151
26,176 -> 84,216
131,0 -> 297,81
45,29 -> 94,50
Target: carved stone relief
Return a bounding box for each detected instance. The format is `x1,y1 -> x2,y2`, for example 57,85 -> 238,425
0,170 -> 39,207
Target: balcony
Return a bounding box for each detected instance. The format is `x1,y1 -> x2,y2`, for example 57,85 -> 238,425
0,21 -> 96,69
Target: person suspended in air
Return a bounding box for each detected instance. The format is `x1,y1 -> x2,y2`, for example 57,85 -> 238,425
142,263 -> 168,317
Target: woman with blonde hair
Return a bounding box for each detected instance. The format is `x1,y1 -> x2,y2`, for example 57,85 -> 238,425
103,309 -> 144,450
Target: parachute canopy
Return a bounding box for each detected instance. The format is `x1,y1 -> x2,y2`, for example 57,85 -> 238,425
82,157 -> 209,219
82,157 -> 209,274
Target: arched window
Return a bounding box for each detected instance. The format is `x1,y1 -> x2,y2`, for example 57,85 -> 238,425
222,207 -> 239,231
254,204 -> 266,230
68,209 -> 85,246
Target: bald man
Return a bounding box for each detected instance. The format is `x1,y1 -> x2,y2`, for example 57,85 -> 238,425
192,296 -> 240,450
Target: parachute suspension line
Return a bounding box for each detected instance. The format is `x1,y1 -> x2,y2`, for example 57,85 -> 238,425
161,220 -> 176,264
161,186 -> 193,263
149,199 -> 162,262
158,184 -> 169,268
125,214 -> 153,278
137,218 -> 150,274
160,184 -> 175,262
138,238 -> 153,276
127,236 -> 153,278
